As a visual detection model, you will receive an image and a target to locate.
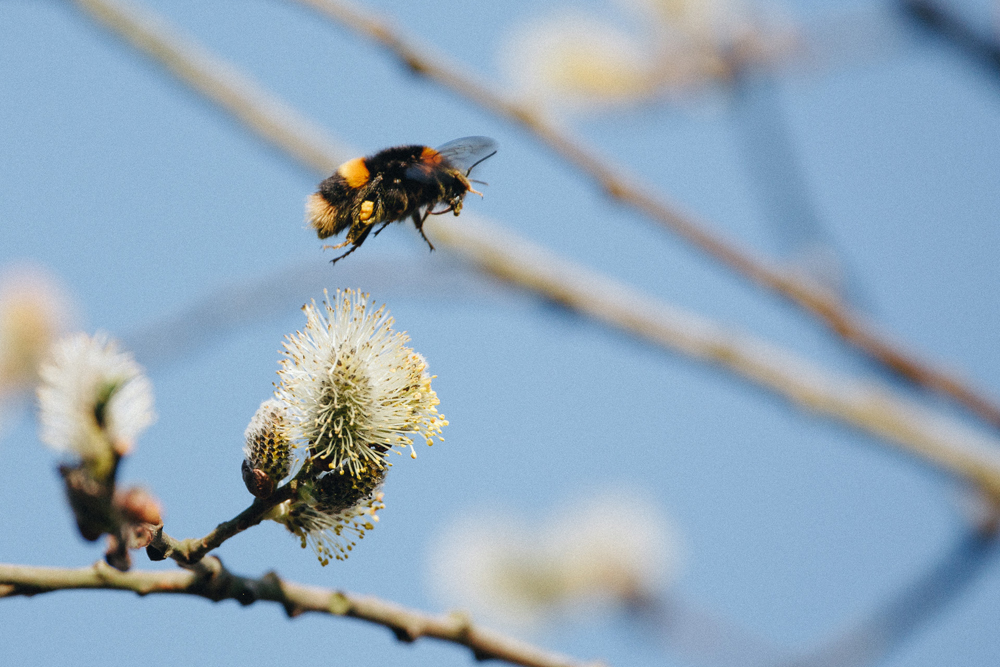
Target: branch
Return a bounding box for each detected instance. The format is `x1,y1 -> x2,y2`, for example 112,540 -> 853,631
291,0 -> 1000,433
72,0 -> 345,176
0,561 -> 600,667
69,0 -> 1000,500
428,217 -> 1000,500
145,484 -> 294,565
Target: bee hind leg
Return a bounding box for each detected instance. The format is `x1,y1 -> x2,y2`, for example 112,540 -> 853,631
412,210 -> 436,252
326,223 -> 376,264
328,244 -> 361,264
371,220 -> 394,238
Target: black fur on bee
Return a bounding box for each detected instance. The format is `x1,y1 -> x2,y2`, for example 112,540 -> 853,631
306,137 -> 497,263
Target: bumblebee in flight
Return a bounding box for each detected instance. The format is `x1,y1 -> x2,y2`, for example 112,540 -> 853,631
306,136 -> 497,263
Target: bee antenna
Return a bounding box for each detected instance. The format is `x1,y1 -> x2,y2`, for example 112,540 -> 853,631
469,179 -> 488,186
464,149 -> 498,176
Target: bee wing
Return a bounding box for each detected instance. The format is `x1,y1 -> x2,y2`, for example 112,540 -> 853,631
405,137 -> 498,185
434,136 -> 498,174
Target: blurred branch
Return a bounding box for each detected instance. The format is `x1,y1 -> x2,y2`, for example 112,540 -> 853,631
789,527 -> 1000,667
643,519 -> 999,667
900,0 -> 1000,78
291,0 -> 1000,433
73,0 -> 344,175
0,560 -> 600,667
70,0 -> 1000,500
122,253 -> 504,370
729,71 -> 861,304
641,594 -> 787,667
429,216 -> 1000,500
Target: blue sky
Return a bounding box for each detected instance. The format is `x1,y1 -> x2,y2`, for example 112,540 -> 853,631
2,1 -> 1000,666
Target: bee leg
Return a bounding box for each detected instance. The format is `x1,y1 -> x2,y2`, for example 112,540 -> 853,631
328,243 -> 362,264
322,239 -> 353,251
417,227 -> 436,252
412,210 -> 436,252
371,220 -> 393,238
327,223 -> 376,264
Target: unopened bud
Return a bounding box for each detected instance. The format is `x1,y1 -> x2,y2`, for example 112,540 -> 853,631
242,458 -> 276,499
243,398 -> 292,498
114,486 -> 162,526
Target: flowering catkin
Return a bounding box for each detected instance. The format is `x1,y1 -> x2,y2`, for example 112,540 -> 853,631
276,467 -> 387,565
276,289 -> 446,477
263,289 -> 446,564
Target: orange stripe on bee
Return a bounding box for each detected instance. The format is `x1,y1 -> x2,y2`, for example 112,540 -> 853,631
336,157 -> 371,188
419,146 -> 443,165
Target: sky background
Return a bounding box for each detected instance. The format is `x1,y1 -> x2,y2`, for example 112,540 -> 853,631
2,0 -> 1000,666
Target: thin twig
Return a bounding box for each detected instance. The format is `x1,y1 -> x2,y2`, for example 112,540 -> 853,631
145,484 -> 294,565
291,0 -> 1000,433
0,561 -> 601,667
70,0 -> 1000,500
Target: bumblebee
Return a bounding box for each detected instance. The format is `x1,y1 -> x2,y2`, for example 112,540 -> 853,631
306,136 -> 498,263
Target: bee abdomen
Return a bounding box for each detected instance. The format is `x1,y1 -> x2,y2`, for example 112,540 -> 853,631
306,192 -> 351,239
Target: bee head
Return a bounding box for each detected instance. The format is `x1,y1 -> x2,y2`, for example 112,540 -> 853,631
455,171 -> 484,198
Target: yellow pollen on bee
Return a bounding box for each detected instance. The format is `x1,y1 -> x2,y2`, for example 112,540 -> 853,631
359,200 -> 374,221
336,157 -> 371,188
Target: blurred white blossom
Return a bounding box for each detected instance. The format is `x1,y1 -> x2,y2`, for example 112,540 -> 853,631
503,13 -> 667,109
429,491 -> 681,628
618,0 -> 753,41
37,332 -> 155,462
501,0 -> 797,110
0,263 -> 72,396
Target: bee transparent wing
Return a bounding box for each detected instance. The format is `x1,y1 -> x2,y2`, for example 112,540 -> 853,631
434,136 -> 498,175
405,136 -> 498,183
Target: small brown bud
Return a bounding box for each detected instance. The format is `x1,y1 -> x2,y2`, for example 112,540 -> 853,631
59,462 -> 115,542
104,534 -> 131,572
242,459 -> 277,498
114,486 -> 163,526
